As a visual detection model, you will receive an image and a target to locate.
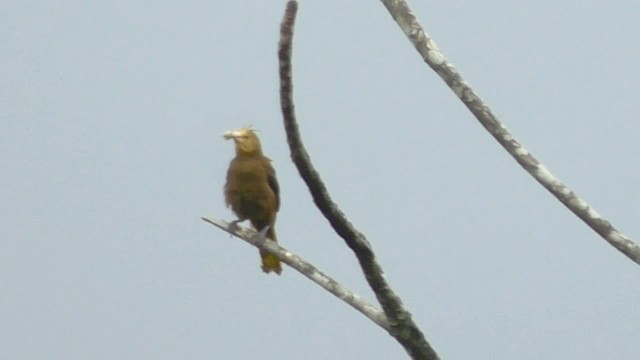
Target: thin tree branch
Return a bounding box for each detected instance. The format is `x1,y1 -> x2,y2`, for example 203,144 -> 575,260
380,0 -> 640,265
201,216 -> 389,329
277,2 -> 440,360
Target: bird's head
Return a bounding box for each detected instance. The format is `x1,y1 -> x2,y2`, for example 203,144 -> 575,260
224,126 -> 263,155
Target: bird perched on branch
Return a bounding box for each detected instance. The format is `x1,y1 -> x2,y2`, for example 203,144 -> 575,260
223,127 -> 282,274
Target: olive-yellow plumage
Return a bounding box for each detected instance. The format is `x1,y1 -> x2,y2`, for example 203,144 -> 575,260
223,127 -> 282,274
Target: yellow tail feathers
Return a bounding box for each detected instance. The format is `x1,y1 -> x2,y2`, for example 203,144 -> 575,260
260,249 -> 282,275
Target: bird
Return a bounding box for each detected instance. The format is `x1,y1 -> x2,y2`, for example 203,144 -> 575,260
223,126 -> 282,274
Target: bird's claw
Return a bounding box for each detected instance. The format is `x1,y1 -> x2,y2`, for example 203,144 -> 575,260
252,225 -> 271,243
228,219 -> 244,236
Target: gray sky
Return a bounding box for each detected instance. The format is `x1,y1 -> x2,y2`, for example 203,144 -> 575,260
2,1 -> 639,359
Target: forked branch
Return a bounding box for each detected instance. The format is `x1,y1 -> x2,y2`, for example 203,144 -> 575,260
278,2 -> 440,360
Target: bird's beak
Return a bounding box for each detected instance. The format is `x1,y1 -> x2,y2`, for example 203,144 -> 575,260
223,130 -> 237,140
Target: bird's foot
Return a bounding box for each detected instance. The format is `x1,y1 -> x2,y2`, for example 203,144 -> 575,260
251,225 -> 271,243
227,219 -> 245,235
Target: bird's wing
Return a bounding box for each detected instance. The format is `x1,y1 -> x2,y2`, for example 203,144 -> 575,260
266,160 -> 280,211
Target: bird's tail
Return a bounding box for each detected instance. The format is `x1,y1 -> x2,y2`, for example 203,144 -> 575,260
260,227 -> 282,275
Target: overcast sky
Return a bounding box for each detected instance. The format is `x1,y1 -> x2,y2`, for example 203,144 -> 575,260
2,1 -> 639,359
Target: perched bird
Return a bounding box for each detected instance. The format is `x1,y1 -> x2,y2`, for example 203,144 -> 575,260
223,127 -> 282,274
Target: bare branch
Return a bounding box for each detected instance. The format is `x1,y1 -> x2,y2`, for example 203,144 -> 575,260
379,0 -> 640,265
277,2 -> 440,359
201,216 -> 389,329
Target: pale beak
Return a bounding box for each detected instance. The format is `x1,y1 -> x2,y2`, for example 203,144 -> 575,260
223,130 -> 237,140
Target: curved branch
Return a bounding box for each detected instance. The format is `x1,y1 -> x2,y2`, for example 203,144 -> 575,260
201,216 -> 388,329
277,2 -> 440,360
380,0 -> 640,265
